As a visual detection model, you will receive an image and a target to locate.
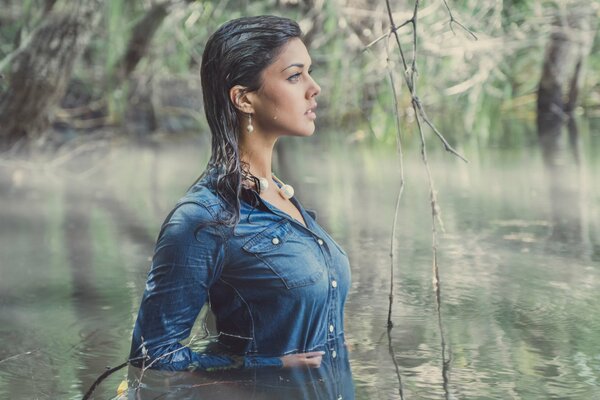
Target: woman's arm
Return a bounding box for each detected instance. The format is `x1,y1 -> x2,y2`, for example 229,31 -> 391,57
129,202 -> 282,371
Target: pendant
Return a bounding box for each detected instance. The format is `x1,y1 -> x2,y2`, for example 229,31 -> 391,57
279,184 -> 294,200
257,176 -> 269,193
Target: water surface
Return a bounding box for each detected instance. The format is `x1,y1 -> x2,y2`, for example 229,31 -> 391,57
0,124 -> 599,399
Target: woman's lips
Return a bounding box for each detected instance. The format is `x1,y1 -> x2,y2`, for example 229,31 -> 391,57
305,104 -> 317,119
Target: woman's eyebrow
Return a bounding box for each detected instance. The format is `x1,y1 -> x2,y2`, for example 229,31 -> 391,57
281,62 -> 311,72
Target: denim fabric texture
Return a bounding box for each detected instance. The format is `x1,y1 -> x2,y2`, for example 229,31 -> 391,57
129,168 -> 351,381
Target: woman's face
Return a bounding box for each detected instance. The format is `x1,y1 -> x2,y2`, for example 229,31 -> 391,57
247,38 -> 321,138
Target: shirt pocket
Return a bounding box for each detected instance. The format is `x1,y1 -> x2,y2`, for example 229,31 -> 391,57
242,219 -> 324,289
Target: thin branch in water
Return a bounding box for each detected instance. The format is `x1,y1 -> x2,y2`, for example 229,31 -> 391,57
387,326 -> 405,400
433,249 -> 452,399
381,0 -> 475,396
81,361 -> 130,400
385,32 -> 406,329
0,350 -> 38,365
413,105 -> 451,400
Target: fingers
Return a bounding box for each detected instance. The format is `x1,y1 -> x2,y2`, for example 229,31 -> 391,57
280,351 -> 326,369
303,351 -> 324,368
304,351 -> 326,359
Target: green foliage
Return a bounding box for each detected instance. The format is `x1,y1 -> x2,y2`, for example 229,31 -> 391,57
0,0 -> 598,146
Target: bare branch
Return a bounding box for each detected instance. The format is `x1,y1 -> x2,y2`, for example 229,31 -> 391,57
0,350 -> 38,365
441,0 -> 478,40
413,96 -> 469,163
385,33 -> 406,329
387,327 -> 405,399
81,360 -> 131,400
363,19 -> 412,51
381,0 -> 476,396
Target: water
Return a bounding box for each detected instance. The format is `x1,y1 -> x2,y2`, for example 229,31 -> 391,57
0,124 -> 599,399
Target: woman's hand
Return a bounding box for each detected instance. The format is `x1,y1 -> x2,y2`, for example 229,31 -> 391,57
280,351 -> 325,368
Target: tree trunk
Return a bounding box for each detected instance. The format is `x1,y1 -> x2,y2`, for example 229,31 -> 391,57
0,0 -> 102,150
537,8 -> 596,133
536,26 -> 572,133
112,2 -> 171,84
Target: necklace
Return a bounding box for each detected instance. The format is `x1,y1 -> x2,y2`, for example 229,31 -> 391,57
256,173 -> 294,200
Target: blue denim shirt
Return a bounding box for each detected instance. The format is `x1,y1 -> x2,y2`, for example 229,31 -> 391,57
129,169 -> 351,378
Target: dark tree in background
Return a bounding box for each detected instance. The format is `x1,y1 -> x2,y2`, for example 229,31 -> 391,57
537,8 -> 596,140
0,0 -> 102,150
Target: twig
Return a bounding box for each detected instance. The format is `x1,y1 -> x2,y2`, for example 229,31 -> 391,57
434,247 -> 452,399
414,96 -> 468,163
414,107 -> 450,399
441,0 -> 478,39
363,19 -> 412,51
387,326 -> 405,400
385,33 -> 406,329
0,350 -> 38,365
381,0 -> 474,397
81,361 -> 130,400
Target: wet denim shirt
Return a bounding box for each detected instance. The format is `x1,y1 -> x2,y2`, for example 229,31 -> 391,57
129,169 -> 351,374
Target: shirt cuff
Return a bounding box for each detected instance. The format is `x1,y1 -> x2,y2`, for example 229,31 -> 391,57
243,355 -> 283,369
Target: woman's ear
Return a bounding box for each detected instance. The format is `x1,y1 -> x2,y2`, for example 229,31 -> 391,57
229,85 -> 254,114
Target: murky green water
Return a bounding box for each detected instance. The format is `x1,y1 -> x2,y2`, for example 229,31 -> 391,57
1,121 -> 599,399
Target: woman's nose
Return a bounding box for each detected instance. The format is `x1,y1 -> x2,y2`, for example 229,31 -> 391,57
308,77 -> 321,98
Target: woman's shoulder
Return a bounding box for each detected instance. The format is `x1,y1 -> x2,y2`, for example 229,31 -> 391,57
161,172 -> 229,233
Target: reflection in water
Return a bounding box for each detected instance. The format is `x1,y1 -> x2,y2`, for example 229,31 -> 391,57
64,184 -> 104,395
538,115 -> 589,252
1,137 -> 599,399
386,327 -> 404,400
125,343 -> 354,399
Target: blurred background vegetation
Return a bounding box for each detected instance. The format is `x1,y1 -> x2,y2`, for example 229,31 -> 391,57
0,0 -> 598,153
1,2 -> 599,398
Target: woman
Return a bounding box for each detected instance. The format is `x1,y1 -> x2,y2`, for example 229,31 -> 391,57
129,15 -> 352,398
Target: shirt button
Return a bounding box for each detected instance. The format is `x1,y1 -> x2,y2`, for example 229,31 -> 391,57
317,238 -> 324,245
331,280 -> 337,288
329,324 -> 334,333
332,350 -> 337,358
271,237 -> 280,245
337,396 -> 343,400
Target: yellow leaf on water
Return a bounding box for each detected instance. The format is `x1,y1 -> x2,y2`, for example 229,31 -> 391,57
117,380 -> 128,395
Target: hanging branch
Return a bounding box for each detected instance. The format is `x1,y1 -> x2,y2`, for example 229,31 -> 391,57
387,327 -> 405,400
380,0 -> 475,397
385,33 -> 405,329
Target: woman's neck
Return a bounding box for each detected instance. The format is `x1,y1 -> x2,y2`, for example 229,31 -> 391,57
238,132 -> 278,179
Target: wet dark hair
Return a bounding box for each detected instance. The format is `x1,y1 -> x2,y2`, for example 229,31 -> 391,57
195,15 -> 302,227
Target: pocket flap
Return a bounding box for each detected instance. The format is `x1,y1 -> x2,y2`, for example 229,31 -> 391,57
242,220 -> 293,253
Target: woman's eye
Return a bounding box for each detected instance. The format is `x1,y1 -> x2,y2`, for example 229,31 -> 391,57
287,73 -> 301,82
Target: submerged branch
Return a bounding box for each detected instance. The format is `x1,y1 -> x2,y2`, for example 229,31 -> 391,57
0,350 -> 38,365
387,327 -> 405,400
81,361 -> 130,400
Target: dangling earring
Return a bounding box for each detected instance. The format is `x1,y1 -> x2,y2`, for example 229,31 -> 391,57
247,113 -> 254,134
